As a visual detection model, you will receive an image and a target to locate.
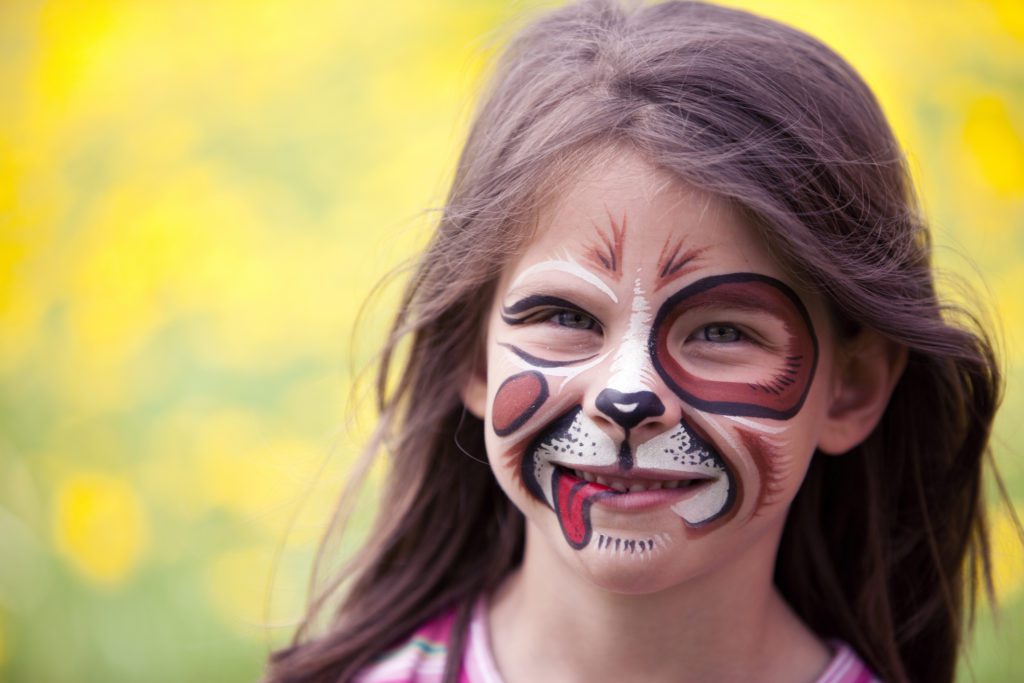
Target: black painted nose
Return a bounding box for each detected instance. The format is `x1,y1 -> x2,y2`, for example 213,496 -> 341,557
595,389 -> 665,430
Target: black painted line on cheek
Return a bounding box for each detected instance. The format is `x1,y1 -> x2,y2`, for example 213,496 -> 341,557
497,342 -> 598,368
520,407 -> 581,505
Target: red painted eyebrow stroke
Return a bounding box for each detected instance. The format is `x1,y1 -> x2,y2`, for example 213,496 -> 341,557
655,237 -> 707,292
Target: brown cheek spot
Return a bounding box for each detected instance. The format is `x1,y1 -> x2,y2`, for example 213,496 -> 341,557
736,428 -> 788,515
502,442 -> 530,495
492,371 -> 549,437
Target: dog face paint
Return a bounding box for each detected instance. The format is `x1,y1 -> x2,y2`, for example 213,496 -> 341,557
477,153 -> 837,588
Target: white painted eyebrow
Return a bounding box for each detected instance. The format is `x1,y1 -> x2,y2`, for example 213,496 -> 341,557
509,258 -> 619,303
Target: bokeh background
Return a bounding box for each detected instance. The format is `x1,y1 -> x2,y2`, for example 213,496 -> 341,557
1,0 -> 1022,681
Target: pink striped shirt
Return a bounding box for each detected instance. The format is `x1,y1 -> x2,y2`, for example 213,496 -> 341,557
354,601 -> 881,683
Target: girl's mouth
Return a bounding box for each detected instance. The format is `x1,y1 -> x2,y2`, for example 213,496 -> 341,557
565,466 -> 710,492
543,458 -> 731,548
551,464 -> 715,516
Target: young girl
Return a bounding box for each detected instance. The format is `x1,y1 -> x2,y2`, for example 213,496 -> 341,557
266,2 -> 1003,682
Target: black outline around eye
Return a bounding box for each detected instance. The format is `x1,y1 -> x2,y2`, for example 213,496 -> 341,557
498,342 -> 599,368
649,272 -> 818,420
500,295 -> 595,326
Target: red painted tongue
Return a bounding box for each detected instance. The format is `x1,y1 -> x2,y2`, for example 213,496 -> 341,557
552,470 -> 613,549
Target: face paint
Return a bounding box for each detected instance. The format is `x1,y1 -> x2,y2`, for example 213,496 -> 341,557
581,212 -> 626,279
595,532 -> 671,558
520,408 -> 617,547
606,277 -> 656,394
734,427 -> 791,513
509,260 -> 619,304
492,371 -> 550,437
655,237 -> 707,292
650,273 -> 818,419
492,272 -> 818,550
482,166 -> 831,570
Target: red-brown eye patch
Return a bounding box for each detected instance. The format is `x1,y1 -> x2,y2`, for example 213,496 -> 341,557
492,371 -> 549,436
649,273 -> 818,419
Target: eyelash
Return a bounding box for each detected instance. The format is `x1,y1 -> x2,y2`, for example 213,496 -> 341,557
690,323 -> 744,344
504,303 -> 754,347
544,309 -> 600,331
502,302 -> 603,331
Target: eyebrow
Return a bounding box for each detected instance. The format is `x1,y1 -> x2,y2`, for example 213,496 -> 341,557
581,213 -> 627,280
509,259 -> 619,303
655,238 -> 708,291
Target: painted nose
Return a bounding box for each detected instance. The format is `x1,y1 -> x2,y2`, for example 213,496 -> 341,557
595,389 -> 665,430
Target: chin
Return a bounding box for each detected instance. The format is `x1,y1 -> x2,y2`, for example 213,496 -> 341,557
567,540 -> 693,595
539,512 -> 692,595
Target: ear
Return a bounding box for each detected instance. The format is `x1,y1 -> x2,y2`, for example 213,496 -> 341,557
460,362 -> 488,421
818,329 -> 908,455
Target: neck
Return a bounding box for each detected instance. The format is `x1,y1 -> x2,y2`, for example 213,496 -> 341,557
488,524 -> 828,683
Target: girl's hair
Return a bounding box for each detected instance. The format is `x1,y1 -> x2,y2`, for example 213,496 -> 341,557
266,2 -> 1003,682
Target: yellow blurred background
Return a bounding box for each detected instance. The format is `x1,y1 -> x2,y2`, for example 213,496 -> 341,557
0,1 -> 1021,681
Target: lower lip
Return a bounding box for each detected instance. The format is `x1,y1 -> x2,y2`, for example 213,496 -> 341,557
558,468 -> 708,512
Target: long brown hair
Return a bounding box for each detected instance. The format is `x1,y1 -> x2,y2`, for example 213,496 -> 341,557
265,2 -> 1004,682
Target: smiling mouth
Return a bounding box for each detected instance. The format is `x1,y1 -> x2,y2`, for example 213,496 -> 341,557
560,465 -> 714,493
521,407 -> 735,548
547,464 -> 717,548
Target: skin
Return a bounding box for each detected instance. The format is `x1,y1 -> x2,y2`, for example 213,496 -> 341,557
462,150 -> 900,683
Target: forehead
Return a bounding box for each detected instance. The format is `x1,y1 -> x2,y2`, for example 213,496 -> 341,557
518,152 -> 778,280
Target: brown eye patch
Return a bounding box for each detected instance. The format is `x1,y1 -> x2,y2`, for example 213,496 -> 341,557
649,273 -> 818,419
492,371 -> 549,436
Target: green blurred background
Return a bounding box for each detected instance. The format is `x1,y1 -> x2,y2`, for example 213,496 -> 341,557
0,1 -> 1021,681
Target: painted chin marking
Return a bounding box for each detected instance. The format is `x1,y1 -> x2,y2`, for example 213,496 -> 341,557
594,532 -> 671,561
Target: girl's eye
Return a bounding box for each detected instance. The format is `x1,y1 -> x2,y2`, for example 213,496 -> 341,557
702,324 -> 741,343
552,310 -> 597,330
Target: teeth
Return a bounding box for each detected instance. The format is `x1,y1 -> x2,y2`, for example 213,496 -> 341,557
565,467 -> 705,493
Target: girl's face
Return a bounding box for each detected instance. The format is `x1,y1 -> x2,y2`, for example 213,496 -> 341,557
466,151 -> 839,594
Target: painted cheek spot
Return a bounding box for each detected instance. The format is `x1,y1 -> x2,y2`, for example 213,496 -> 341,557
492,371 -> 549,436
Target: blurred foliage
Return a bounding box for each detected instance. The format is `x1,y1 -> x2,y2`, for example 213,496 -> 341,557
0,1 -> 1021,681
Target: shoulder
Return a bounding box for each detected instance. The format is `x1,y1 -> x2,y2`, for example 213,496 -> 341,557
353,600 -> 503,683
353,609 -> 457,683
815,641 -> 883,683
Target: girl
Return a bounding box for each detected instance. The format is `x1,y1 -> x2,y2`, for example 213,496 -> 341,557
266,1 -> 1003,682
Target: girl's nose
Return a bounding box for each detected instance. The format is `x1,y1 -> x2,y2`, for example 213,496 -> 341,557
595,388 -> 665,430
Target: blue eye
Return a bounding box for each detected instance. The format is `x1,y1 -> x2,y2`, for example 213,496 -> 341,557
553,310 -> 597,330
703,324 -> 741,343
